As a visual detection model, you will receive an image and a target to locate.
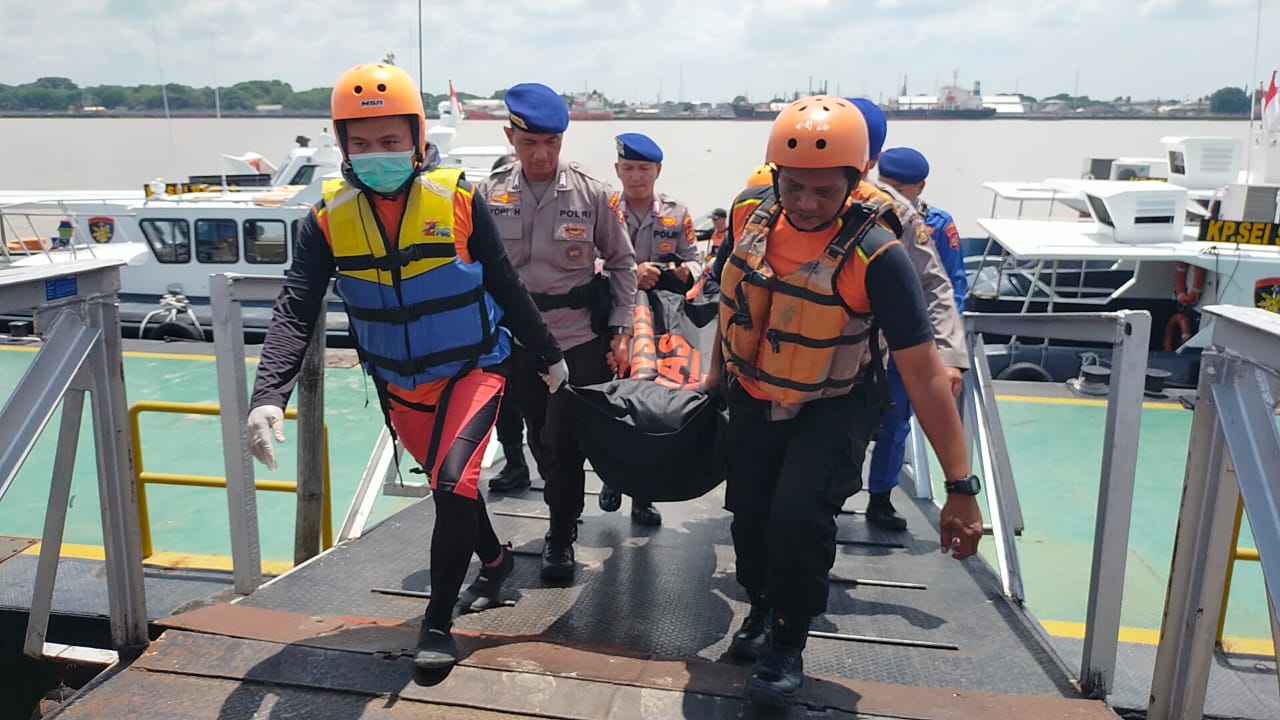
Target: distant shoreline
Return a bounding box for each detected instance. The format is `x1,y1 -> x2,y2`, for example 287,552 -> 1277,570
0,111 -> 1253,122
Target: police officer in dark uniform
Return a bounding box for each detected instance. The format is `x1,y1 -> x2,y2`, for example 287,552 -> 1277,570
477,84 -> 637,583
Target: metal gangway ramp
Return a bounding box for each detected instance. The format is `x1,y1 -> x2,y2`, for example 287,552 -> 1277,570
40,312 -> 1134,719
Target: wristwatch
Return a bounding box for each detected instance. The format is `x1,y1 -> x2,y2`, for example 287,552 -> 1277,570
944,474 -> 981,496
610,325 -> 633,336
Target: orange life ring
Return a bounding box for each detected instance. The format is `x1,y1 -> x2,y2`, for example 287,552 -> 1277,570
1173,262 -> 1205,306
1164,312 -> 1192,351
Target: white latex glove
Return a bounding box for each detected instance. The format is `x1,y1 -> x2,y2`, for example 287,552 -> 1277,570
247,405 -> 285,470
540,359 -> 570,394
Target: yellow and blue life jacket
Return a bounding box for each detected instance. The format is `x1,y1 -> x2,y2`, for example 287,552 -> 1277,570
319,167 -> 509,389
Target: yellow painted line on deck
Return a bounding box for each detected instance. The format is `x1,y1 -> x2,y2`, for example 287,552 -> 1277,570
0,344 -> 259,363
995,393 -> 1184,410
1041,619 -> 1275,656
20,541 -> 291,575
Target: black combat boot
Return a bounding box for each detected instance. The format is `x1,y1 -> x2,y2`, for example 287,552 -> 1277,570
414,621 -> 458,670
540,518 -> 577,583
745,614 -> 808,706
598,484 -> 622,512
728,600 -> 771,661
630,500 -> 662,527
488,443 -> 530,492
866,491 -> 908,531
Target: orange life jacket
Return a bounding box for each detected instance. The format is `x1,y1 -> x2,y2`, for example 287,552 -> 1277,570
718,186 -> 900,407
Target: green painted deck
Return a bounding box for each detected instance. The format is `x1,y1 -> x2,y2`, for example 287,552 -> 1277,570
0,343 -> 1273,645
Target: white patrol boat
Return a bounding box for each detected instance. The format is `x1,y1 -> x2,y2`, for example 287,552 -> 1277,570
967,133 -> 1280,389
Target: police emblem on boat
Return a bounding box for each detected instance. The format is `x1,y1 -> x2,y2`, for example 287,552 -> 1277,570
1255,277 -> 1280,314
87,216 -> 115,244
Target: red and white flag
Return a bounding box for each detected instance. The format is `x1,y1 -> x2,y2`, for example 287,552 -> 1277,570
449,79 -> 465,121
1264,70 -> 1279,134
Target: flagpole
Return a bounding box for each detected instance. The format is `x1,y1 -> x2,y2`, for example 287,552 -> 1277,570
1246,0 -> 1262,178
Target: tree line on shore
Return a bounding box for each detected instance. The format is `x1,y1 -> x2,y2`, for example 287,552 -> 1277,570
0,76 -> 1261,116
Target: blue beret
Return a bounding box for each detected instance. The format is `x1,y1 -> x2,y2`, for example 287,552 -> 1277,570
878,147 -> 930,184
615,132 -> 663,162
848,98 -> 887,160
504,83 -> 569,134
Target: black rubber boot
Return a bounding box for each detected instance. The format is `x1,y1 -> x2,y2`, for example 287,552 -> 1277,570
458,545 -> 514,613
728,601 -> 771,661
488,444 -> 530,493
745,615 -> 808,706
414,622 -> 458,670
598,484 -> 622,512
630,500 -> 662,527
540,520 -> 577,583
866,491 -> 908,531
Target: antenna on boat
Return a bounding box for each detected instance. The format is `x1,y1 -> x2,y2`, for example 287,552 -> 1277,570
211,38 -> 230,194
151,23 -> 178,182
1245,0 -> 1263,179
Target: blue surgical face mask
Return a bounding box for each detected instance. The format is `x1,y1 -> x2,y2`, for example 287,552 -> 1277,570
349,151 -> 415,193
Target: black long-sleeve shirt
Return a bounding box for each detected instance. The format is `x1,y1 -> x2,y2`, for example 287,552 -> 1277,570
251,180 -> 562,410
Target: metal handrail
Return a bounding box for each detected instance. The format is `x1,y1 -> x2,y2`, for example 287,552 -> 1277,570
1149,305 -> 1280,719
958,310 -> 1152,699
128,401 -> 332,562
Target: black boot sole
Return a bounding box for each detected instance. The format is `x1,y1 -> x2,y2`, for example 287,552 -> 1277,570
413,650 -> 458,670
744,677 -> 801,707
540,563 -> 574,583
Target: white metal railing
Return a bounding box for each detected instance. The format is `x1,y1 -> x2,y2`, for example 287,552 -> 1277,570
0,260 -> 148,661
1149,305 -> 1280,719
912,310 -> 1152,699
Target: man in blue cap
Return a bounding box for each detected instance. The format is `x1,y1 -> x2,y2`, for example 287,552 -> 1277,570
592,132 -> 702,527
478,82 -> 636,583
864,146 -> 968,530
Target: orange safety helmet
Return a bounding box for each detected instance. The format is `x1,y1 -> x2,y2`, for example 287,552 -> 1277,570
764,95 -> 869,172
746,163 -> 775,187
330,63 -> 427,158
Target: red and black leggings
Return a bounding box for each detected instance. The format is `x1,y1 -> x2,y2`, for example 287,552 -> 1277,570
389,370 -> 505,630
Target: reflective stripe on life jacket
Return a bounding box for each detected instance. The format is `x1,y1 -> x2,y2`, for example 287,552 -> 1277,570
718,186 -> 899,407
320,168 -> 509,389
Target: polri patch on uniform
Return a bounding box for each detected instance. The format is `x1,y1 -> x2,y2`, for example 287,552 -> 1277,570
565,244 -> 585,262
658,241 -> 674,253
562,223 -> 588,239
945,222 -> 961,250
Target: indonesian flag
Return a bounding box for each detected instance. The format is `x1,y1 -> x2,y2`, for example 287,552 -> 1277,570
449,79 -> 465,120
1264,70 -> 1279,135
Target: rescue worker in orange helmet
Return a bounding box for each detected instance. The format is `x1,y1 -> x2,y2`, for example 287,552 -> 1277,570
703,96 -> 983,706
746,162 -> 775,187
246,64 -> 565,671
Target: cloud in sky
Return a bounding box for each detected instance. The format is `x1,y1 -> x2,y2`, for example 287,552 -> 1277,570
1,0 -> 1274,102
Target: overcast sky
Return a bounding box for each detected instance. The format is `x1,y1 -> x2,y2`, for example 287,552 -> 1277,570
1,0 -> 1276,102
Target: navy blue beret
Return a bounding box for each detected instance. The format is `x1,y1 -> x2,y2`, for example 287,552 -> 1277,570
848,98 -> 887,160
615,132 -> 663,162
878,147 -> 930,184
504,83 -> 569,134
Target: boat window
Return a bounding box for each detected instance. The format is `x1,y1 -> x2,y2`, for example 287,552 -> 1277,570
139,219 -> 191,264
244,219 -> 288,264
288,165 -> 317,185
194,219 -> 239,263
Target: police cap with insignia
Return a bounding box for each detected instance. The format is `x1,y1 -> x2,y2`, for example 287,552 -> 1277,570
504,83 -> 569,134
878,147 -> 930,184
615,132 -> 663,163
